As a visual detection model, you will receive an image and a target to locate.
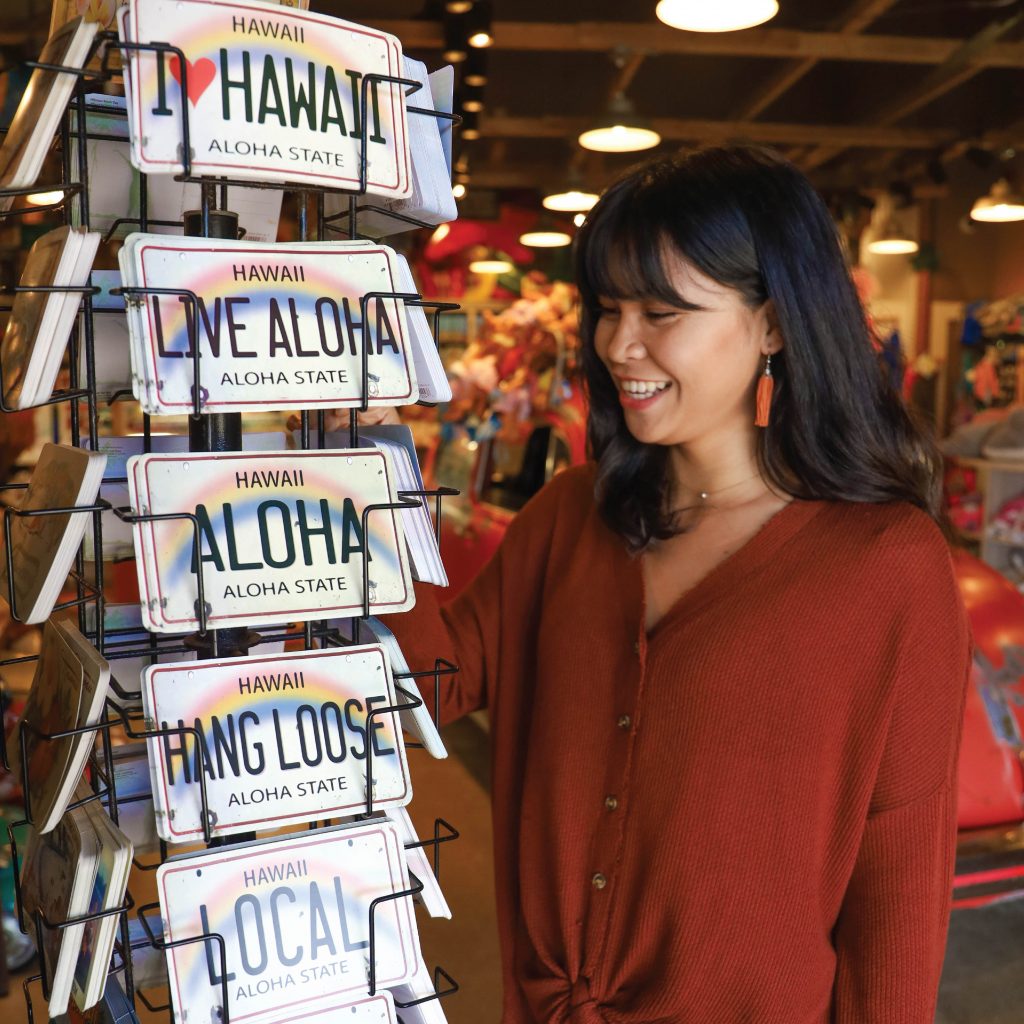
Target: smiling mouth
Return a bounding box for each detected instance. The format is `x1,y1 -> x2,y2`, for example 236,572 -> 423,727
617,379 -> 671,398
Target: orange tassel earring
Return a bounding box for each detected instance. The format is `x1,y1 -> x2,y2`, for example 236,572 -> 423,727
755,355 -> 774,428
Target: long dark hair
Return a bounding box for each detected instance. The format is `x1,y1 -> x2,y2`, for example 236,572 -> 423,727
574,146 -> 943,551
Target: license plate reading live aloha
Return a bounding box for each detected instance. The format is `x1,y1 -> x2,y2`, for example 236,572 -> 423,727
156,822 -> 418,1024
124,0 -> 412,195
127,450 -> 415,633
142,646 -> 412,842
121,236 -> 417,414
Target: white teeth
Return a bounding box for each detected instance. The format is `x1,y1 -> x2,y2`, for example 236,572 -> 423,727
620,380 -> 670,397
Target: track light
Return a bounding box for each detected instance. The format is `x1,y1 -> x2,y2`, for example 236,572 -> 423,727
465,1 -> 494,48
462,84 -> 485,113
461,109 -> 481,141
445,1 -> 473,11
464,48 -> 488,87
443,16 -> 468,63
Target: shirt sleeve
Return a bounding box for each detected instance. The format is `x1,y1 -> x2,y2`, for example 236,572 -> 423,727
831,539 -> 972,1023
389,543 -> 507,726
386,466 -> 580,727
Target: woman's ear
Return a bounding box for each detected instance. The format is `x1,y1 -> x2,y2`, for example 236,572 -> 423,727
761,299 -> 784,355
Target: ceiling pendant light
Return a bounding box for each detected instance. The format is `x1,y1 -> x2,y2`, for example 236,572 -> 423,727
578,92 -> 660,154
655,0 -> 779,32
520,214 -> 573,248
866,218 -> 919,256
520,230 -> 572,248
469,256 -> 515,275
971,179 -> 1024,223
543,186 -> 599,213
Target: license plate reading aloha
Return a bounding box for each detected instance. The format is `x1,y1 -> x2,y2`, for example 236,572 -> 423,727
127,450 -> 415,632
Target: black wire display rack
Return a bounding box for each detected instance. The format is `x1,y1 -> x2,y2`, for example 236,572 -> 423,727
0,20 -> 464,1024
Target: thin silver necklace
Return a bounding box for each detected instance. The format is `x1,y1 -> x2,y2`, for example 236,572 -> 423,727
697,472 -> 763,503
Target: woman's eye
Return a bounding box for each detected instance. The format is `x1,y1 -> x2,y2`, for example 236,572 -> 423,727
645,310 -> 679,321
597,306 -> 619,318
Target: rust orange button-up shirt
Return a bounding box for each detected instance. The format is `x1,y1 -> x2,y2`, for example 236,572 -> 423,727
393,465 -> 971,1023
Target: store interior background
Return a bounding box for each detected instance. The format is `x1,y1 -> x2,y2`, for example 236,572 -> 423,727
1,1 -> 1024,1021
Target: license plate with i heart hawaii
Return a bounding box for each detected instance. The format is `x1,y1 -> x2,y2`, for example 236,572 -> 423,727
123,0 -> 412,196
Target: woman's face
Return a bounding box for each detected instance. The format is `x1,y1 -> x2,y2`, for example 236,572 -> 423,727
593,252 -> 775,449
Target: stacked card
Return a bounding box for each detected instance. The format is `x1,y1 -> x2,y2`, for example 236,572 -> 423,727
117,234 -> 445,414
0,443 -> 106,623
0,18 -> 99,202
8,619 -> 111,832
338,616 -> 446,760
119,0 -> 411,196
346,58 -> 457,238
100,741 -> 161,856
396,255 -> 452,404
126,449 -> 415,632
1,226 -> 100,409
19,788 -> 100,1016
70,789 -> 133,1012
141,645 -> 411,842
157,822 -> 420,1024
362,425 -> 448,587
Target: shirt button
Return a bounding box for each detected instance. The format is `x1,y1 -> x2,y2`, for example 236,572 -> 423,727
617,714 -> 631,730
592,873 -> 608,890
604,795 -> 619,811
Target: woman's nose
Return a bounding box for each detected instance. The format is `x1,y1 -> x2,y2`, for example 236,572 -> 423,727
604,316 -> 646,365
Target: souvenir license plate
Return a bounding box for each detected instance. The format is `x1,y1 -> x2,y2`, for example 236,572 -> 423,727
122,236 -> 416,413
128,450 -> 414,633
143,646 -> 412,842
124,0 -> 411,195
157,823 -> 418,1023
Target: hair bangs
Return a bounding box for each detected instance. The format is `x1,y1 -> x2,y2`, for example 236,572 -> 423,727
577,201 -> 692,312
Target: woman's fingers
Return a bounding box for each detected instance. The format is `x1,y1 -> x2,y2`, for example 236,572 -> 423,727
285,408 -> 402,434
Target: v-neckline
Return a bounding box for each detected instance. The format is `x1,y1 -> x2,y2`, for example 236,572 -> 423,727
639,498 -> 826,641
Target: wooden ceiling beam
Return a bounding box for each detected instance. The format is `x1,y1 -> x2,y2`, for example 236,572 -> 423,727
376,20 -> 1024,68
732,0 -> 900,121
799,9 -> 1024,173
479,115 -> 962,151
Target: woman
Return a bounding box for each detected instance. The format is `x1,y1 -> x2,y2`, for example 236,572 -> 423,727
389,146 -> 971,1023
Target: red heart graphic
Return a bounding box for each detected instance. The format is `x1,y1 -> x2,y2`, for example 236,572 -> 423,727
168,56 -> 217,106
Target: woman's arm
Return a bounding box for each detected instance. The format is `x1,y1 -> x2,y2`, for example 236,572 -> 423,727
831,540 -> 972,1023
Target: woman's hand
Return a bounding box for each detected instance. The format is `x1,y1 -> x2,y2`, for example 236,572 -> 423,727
286,406 -> 402,433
